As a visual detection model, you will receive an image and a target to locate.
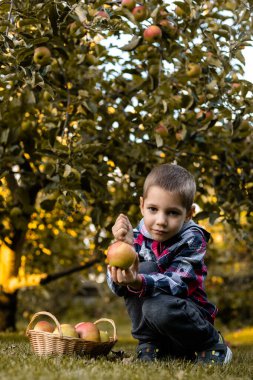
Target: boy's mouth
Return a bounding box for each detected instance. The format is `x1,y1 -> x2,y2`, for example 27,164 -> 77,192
152,229 -> 167,235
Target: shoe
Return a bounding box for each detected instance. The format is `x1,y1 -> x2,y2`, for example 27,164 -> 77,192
136,342 -> 160,362
196,333 -> 232,365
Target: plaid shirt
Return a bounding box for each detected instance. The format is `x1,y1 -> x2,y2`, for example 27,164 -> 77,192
107,219 -> 218,323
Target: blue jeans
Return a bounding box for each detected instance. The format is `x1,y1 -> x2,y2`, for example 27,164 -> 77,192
124,262 -> 219,358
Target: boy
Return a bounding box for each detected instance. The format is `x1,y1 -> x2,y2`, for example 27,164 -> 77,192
107,163 -> 232,364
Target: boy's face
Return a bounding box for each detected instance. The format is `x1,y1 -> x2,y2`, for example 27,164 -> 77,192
140,186 -> 193,242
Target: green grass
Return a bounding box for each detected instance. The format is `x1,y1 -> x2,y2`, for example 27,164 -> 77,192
0,333 -> 253,380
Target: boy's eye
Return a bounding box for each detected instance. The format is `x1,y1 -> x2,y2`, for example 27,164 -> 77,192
148,207 -> 157,212
168,210 -> 180,216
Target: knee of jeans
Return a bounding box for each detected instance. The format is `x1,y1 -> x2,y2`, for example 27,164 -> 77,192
142,299 -> 157,322
142,296 -> 183,326
139,261 -> 159,275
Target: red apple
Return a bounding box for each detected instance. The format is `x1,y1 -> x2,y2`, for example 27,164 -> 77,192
132,5 -> 148,21
95,11 -> 110,19
34,321 -> 54,333
196,110 -> 213,123
107,241 -> 136,269
143,25 -> 162,43
121,0 -> 136,11
158,19 -> 177,37
155,123 -> 168,137
75,322 -> 101,342
33,46 -> 51,66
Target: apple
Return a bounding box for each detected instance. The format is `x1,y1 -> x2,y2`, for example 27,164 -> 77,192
10,206 -> 22,218
100,330 -> 110,342
155,123 -> 168,137
34,321 -> 54,333
121,0 -> 136,11
186,63 -> 201,78
132,5 -> 148,21
85,54 -> 99,66
143,25 -> 162,43
175,6 -> 185,17
158,19 -> 177,37
148,64 -> 160,76
196,110 -> 213,122
53,324 -> 79,338
75,322 -> 101,342
95,11 -> 110,19
33,46 -> 51,66
107,241 -> 136,270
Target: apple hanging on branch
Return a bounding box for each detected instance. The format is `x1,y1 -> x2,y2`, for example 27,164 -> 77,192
143,25 -> 162,43
33,46 -> 51,66
121,0 -> 136,11
132,5 -> 148,21
107,241 -> 136,270
186,63 -> 202,78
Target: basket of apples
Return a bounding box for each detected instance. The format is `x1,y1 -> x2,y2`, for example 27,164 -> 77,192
26,311 -> 117,356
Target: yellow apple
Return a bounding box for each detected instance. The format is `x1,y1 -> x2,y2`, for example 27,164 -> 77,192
33,46 -> 51,66
107,241 -> 136,270
100,330 -> 110,342
186,63 -> 201,78
53,324 -> 79,338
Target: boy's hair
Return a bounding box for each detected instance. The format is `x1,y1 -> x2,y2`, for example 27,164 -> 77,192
143,164 -> 196,211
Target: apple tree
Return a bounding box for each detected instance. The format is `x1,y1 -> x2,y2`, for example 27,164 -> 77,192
0,0 -> 253,330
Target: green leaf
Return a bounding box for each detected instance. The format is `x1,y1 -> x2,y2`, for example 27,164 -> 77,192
121,36 -> 142,51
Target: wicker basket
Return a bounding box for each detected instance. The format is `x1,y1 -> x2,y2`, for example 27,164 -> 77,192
26,311 -> 117,357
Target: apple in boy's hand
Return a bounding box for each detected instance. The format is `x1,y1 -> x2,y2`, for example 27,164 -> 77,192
75,322 -> 101,342
107,241 -> 136,270
53,324 -> 79,338
34,321 -> 54,333
100,330 -> 110,342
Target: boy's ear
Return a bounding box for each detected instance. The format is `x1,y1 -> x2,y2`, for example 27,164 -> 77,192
139,197 -> 144,216
185,205 -> 195,221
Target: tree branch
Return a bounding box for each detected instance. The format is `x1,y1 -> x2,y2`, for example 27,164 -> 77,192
40,256 -> 102,285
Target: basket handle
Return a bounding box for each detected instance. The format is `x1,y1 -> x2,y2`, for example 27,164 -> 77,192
26,311 -> 63,337
94,318 -> 117,341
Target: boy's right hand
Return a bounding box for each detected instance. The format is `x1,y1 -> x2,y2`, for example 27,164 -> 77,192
112,213 -> 133,245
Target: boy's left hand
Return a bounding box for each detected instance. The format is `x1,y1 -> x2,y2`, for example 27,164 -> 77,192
108,256 -> 142,290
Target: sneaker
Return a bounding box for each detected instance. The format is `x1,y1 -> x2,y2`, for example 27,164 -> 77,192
136,342 -> 161,362
196,333 -> 232,365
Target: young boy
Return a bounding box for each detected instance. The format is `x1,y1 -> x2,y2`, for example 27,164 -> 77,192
107,163 -> 232,364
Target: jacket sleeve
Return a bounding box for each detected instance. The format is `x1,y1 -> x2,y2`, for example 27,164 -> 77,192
136,231 -> 207,298
106,268 -> 127,297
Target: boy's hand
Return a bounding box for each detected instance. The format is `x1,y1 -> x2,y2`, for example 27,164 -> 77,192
108,256 -> 142,290
112,213 -> 134,245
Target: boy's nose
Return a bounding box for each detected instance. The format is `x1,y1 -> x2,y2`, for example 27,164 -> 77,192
156,213 -> 167,226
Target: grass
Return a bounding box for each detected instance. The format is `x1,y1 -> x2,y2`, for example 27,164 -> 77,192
0,333 -> 253,380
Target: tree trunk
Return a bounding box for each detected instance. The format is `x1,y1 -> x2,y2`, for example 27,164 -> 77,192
0,290 -> 18,331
